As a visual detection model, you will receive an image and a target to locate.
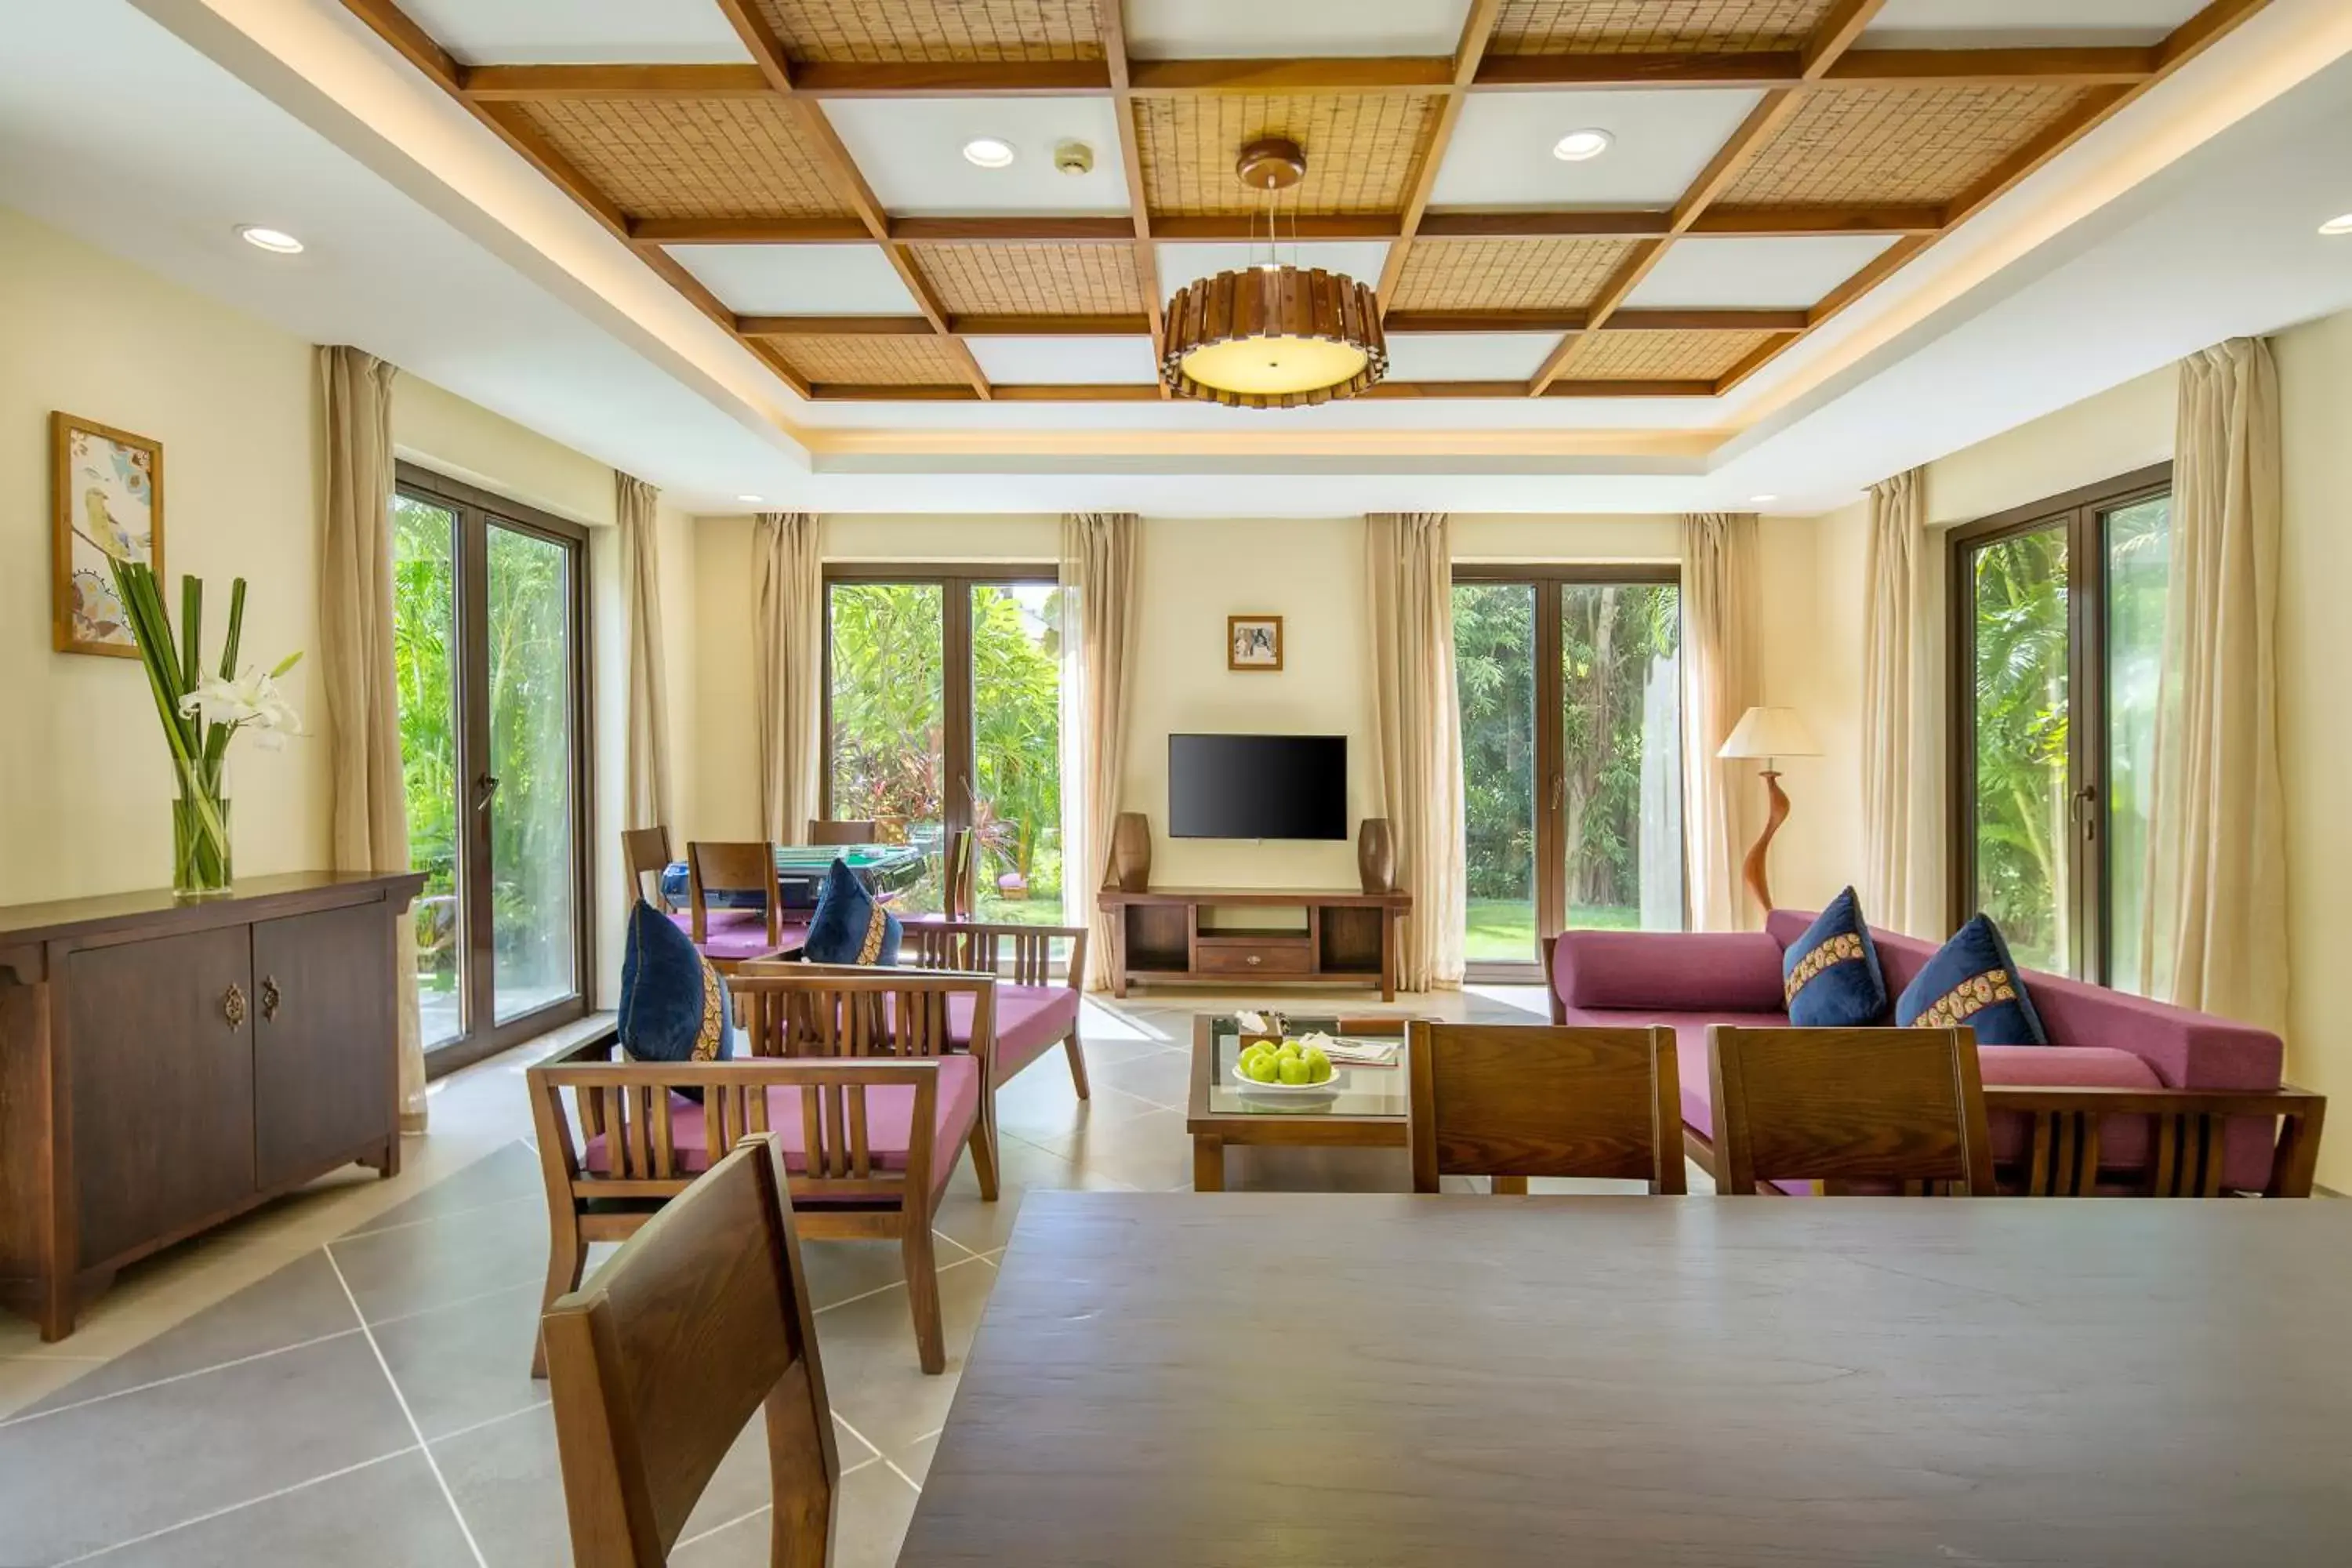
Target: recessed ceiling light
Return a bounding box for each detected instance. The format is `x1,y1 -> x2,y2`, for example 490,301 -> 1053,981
236,225 -> 304,254
736,494 -> 764,504
1552,129 -> 1613,163
1751,494 -> 1779,505
2320,212 -> 2352,235
962,137 -> 1016,169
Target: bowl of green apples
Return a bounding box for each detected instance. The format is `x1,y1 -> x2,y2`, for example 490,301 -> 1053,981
1230,1036 -> 1341,1098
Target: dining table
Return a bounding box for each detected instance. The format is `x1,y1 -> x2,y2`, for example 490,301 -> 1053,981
896,1191 -> 2352,1566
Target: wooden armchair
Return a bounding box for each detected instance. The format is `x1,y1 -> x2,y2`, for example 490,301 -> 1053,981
1406,1023 -> 1685,1195
543,1135 -> 837,1567
528,1029 -> 982,1376
898,920 -> 1091,1101
806,819 -> 879,846
620,826 -> 676,912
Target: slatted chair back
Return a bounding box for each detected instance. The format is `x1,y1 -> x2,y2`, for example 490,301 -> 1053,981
900,920 -> 1080,988
1711,1025 -> 1995,1196
684,840 -> 782,947
730,965 -> 994,1073
621,826 -> 673,909
1406,1024 -> 1685,1194
806,819 -> 879,846
541,1134 -> 838,1568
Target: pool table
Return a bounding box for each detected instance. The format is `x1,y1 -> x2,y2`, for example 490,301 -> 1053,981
658,841 -> 928,912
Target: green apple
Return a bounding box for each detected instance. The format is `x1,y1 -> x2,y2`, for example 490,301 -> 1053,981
1278,1055 -> 1312,1086
1305,1047 -> 1334,1083
1244,1054 -> 1280,1083
1276,1040 -> 1304,1059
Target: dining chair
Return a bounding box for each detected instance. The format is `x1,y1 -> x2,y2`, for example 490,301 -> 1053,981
685,839 -> 799,971
621,826 -> 683,919
1710,1025 -> 1995,1196
806,819 -> 880,846
541,1134 -> 837,1568
1406,1023 -> 1685,1195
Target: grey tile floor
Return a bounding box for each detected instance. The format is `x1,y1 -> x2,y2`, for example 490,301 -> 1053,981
0,985 -> 1585,1566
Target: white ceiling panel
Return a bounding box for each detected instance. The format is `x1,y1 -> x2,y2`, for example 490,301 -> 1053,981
1158,241 -> 1394,299
1127,0 -> 1475,59
1383,333 -> 1559,383
822,98 -> 1130,216
399,0 -> 753,64
1430,90 -> 1767,209
1625,236 -> 1900,309
1862,0 -> 2204,47
664,245 -> 919,314
967,336 -> 1161,383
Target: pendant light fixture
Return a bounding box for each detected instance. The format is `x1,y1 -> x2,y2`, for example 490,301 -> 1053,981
1161,138 -> 1388,408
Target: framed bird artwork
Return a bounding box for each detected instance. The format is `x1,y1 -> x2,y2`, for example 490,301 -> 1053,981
51,412 -> 164,658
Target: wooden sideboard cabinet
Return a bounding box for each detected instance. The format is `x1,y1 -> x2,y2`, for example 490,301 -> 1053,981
0,871 -> 425,1340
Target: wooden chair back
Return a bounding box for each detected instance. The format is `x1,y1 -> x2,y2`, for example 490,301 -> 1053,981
541,1134 -> 838,1568
938,828 -> 978,920
685,840 -> 782,946
1406,1024 -> 1685,1194
621,826 -> 673,909
806,819 -> 879,846
730,964 -> 996,1073
900,920 -> 1083,989
1711,1025 -> 1995,1196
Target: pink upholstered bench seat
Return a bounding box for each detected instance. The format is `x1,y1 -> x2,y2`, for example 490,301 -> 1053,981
942,984 -> 1079,1080
581,1052 -> 978,1200
690,909 -> 806,962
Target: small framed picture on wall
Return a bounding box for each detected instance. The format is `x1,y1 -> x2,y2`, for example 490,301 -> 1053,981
51,412 -> 164,659
1228,614 -> 1283,671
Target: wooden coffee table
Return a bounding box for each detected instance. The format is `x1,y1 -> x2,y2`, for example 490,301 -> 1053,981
1185,1013 -> 1414,1192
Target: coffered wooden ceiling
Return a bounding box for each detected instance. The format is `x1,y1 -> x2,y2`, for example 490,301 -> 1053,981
341,0 -> 2268,405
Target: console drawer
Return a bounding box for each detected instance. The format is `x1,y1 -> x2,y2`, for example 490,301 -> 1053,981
1194,938 -> 1313,977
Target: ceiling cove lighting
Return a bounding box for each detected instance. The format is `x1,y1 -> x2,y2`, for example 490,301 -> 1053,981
736,494 -> 764,504
2321,212 -> 2352,235
1750,494 -> 1780,504
236,225 -> 304,254
1162,139 -> 1386,409
1552,129 -> 1613,162
961,137 -> 1016,169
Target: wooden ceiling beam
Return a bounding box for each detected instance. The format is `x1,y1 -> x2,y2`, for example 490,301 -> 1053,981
1824,47 -> 2155,87
1098,1 -> 1171,399
746,309 -> 1814,338
792,60 -> 1110,94
1689,202 -> 1944,237
887,216 -> 1138,243
631,217 -> 874,244
1476,51 -> 1799,89
1374,0 -> 1504,319
462,64 -> 772,100
953,314 -> 1155,336
1127,57 -> 1454,93
738,315 -> 936,337
643,209 -> 1939,246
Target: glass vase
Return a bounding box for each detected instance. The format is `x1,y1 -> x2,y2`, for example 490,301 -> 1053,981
173,758 -> 233,898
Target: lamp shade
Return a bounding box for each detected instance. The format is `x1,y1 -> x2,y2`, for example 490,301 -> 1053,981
1718,706 -> 1820,760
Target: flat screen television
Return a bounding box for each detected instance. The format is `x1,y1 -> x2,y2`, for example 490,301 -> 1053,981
1167,734 -> 1347,840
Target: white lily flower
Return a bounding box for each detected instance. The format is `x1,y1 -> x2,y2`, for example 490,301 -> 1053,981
180,668 -> 303,745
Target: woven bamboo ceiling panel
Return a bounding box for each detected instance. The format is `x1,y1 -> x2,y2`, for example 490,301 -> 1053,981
911,244 -> 1146,314
1134,95 -> 1444,216
1489,0 -> 1830,56
1723,85 -> 2097,207
1388,240 -> 1639,312
1556,328 -> 1779,381
512,98 -> 852,220
752,0 -> 1103,62
770,334 -> 975,384
336,0 -> 2274,401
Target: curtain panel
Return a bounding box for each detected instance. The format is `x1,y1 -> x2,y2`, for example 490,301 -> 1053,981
318,345 -> 427,1131
618,474 -> 671,836
1365,512 -> 1467,990
1060,514 -> 1140,990
1681,512 -> 1762,931
1860,467 -> 1928,932
753,512 -> 823,845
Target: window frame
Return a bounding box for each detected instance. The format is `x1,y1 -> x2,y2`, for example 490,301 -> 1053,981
1944,461 -> 2171,983
1451,561 -> 1687,981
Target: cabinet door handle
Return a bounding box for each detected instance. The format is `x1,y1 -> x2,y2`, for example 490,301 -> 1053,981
260,976 -> 281,1022
223,984 -> 247,1029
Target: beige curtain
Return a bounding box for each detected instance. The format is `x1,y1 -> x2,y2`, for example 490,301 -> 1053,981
1682,512 -> 1762,931
318,347 -> 426,1131
1060,514 -> 1139,990
619,474 -> 671,835
1365,513 -> 1467,990
1860,468 -> 1925,931
753,512 -> 823,844
2137,339 -> 2288,1027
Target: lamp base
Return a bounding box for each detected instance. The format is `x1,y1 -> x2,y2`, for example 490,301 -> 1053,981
1741,769 -> 1790,916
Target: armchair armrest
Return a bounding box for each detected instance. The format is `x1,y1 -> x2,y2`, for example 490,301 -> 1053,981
1984,1083 -> 2326,1197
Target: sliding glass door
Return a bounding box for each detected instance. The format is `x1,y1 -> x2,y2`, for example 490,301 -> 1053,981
394,465 -> 590,1072
822,568 -> 1063,924
1453,568 -> 1685,975
1950,466 -> 2171,986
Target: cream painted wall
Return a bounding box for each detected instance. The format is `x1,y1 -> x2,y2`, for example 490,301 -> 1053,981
0,205 -> 331,904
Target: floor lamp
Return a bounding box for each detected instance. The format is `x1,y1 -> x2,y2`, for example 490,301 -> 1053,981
1717,706 -> 1820,914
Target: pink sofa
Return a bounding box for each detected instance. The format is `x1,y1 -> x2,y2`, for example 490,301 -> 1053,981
1545,911 -> 2323,1196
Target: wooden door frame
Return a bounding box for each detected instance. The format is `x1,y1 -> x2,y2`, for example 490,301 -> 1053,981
1451,563 -> 1685,981
395,463 -> 595,1076
1944,462 -> 2171,982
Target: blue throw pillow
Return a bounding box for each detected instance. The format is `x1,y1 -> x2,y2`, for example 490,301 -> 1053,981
619,899 -> 733,1091
1781,887 -> 1889,1027
804,858 -> 901,966
1895,913 -> 2049,1045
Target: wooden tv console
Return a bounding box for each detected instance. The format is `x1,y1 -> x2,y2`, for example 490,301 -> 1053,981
1097,886 -> 1411,1000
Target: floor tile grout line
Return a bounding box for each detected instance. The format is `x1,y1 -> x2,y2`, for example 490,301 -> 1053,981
361,1272 -> 546,1331
831,1412 -> 891,1468
339,1190 -> 543,1240
670,1453 -> 883,1557
322,1247 -> 491,1568
0,1325 -> 368,1428
880,1455 -> 924,1494
50,1445 -> 423,1565
933,1226 -> 987,1264
814,1251 -> 986,1317
426,1396 -> 553,1448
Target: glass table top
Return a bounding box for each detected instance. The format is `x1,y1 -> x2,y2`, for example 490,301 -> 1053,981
1200,1014 -> 1410,1119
